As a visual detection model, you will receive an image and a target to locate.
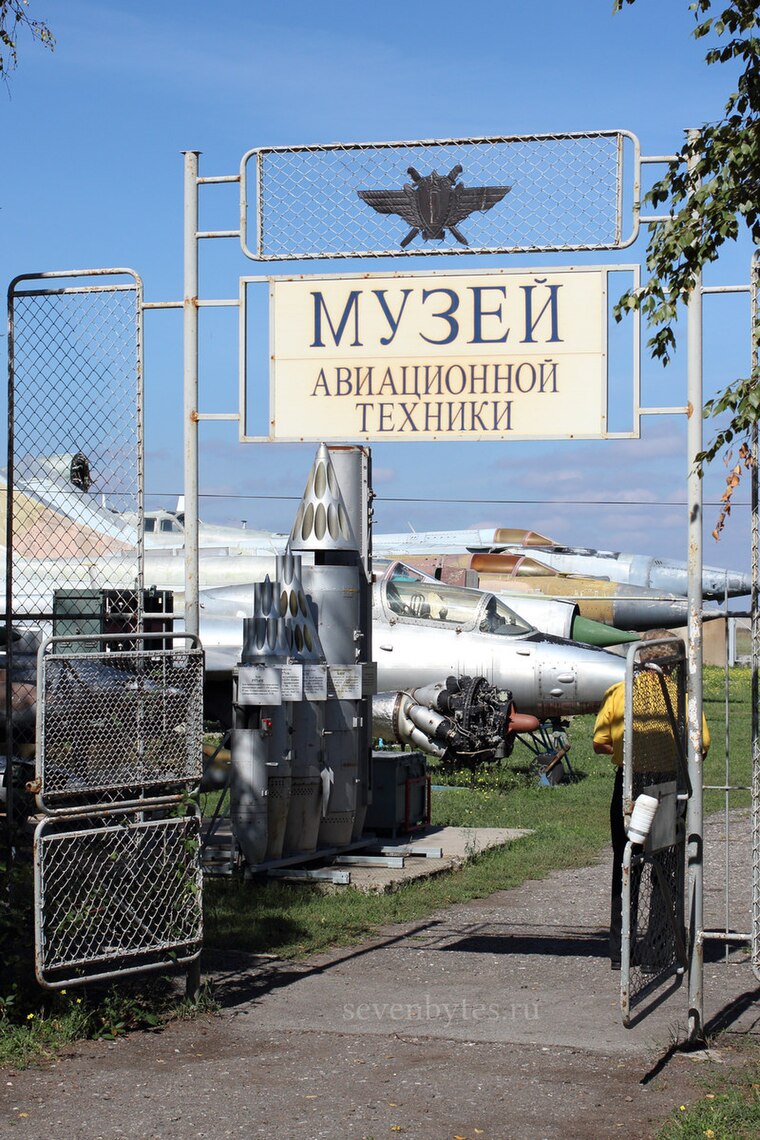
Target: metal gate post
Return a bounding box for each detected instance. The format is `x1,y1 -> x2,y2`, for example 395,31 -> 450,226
183,150 -> 201,642
183,152 -> 203,1001
751,254 -> 759,984
686,129 -> 705,1042
4,285 -> 16,879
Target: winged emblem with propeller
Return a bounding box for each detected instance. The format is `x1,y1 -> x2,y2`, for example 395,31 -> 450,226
357,164 -> 511,249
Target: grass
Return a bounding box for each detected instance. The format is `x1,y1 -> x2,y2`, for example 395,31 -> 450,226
0,861 -> 214,1068
203,713 -> 611,958
1,665 -> 753,1067
702,663 -> 753,815
656,1039 -> 760,1139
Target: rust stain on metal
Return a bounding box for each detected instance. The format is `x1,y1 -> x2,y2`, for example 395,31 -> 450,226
25,777 -> 42,794
190,410 -> 200,423
687,401 -> 694,417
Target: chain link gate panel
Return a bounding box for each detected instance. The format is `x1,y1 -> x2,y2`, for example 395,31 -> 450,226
620,638 -> 689,1027
751,261 -> 760,985
36,635 -> 205,814
4,270 -> 144,770
5,269 -> 206,989
34,806 -> 203,988
6,270 -> 143,617
241,131 -> 637,260
32,634 -> 204,988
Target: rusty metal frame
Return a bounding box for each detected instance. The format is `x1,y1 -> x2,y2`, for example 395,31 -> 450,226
35,632 -> 204,816
34,803 -> 203,990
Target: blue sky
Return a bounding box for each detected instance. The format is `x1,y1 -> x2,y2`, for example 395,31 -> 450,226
2,0 -> 756,576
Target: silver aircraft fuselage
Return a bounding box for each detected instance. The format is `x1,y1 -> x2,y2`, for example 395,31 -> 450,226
189,561 -> 626,720
372,529 -> 750,600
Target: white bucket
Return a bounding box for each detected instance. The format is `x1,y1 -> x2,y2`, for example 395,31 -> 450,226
627,793 -> 659,845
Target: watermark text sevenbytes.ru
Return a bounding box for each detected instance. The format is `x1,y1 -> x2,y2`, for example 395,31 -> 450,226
342,995 -> 539,1026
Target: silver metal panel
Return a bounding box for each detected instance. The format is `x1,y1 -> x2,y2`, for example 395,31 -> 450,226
240,131 -> 638,260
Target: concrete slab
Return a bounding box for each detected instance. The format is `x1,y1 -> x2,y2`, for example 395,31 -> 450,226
337,826 -> 532,893
205,823 -> 532,892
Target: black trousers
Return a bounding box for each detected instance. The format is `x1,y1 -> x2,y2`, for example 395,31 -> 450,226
609,766 -> 626,962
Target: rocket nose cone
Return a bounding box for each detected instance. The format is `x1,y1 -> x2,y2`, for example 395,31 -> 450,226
702,567 -> 751,599
571,615 -> 639,647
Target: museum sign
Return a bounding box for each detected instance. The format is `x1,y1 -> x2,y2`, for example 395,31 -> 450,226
268,267 -> 609,442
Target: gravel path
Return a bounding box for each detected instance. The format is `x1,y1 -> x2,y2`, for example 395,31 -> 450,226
2,811 -> 758,1139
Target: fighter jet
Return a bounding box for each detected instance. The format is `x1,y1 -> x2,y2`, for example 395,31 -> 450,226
0,543 -> 628,735
134,510 -> 750,603
10,454 -> 748,599
1,453 -> 636,652
181,558 -> 627,724
383,551 -> 695,634
372,527 -> 751,600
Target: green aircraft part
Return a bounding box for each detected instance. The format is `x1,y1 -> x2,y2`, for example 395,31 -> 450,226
571,615 -> 639,648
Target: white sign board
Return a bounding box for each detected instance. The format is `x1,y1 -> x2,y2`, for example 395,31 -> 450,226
281,663 -> 304,701
303,664 -> 329,701
327,665 -> 363,700
268,267 -> 607,442
237,665 -> 282,706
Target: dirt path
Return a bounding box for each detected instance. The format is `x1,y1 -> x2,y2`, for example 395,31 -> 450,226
2,813 -> 758,1139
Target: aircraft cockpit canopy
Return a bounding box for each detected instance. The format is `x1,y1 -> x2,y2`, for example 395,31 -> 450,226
143,511 -> 185,534
381,561 -> 534,637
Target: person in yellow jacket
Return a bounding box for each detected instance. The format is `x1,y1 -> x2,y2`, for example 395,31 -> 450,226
593,630 -> 710,970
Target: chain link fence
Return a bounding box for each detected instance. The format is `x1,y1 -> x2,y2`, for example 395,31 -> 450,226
37,635 -> 204,814
30,632 -> 204,989
752,262 -> 759,985
7,273 -> 143,634
5,270 -> 205,989
242,131 -> 635,260
34,806 -> 203,988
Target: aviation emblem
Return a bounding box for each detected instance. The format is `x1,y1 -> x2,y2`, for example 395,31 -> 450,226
357,164 -> 511,248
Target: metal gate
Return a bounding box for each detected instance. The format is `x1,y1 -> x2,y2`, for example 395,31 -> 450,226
185,137 -> 757,1038
36,636 -> 204,814
4,270 -> 205,989
33,633 -> 204,988
620,637 -> 689,1026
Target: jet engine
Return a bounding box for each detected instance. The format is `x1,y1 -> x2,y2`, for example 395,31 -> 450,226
372,674 -> 539,770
